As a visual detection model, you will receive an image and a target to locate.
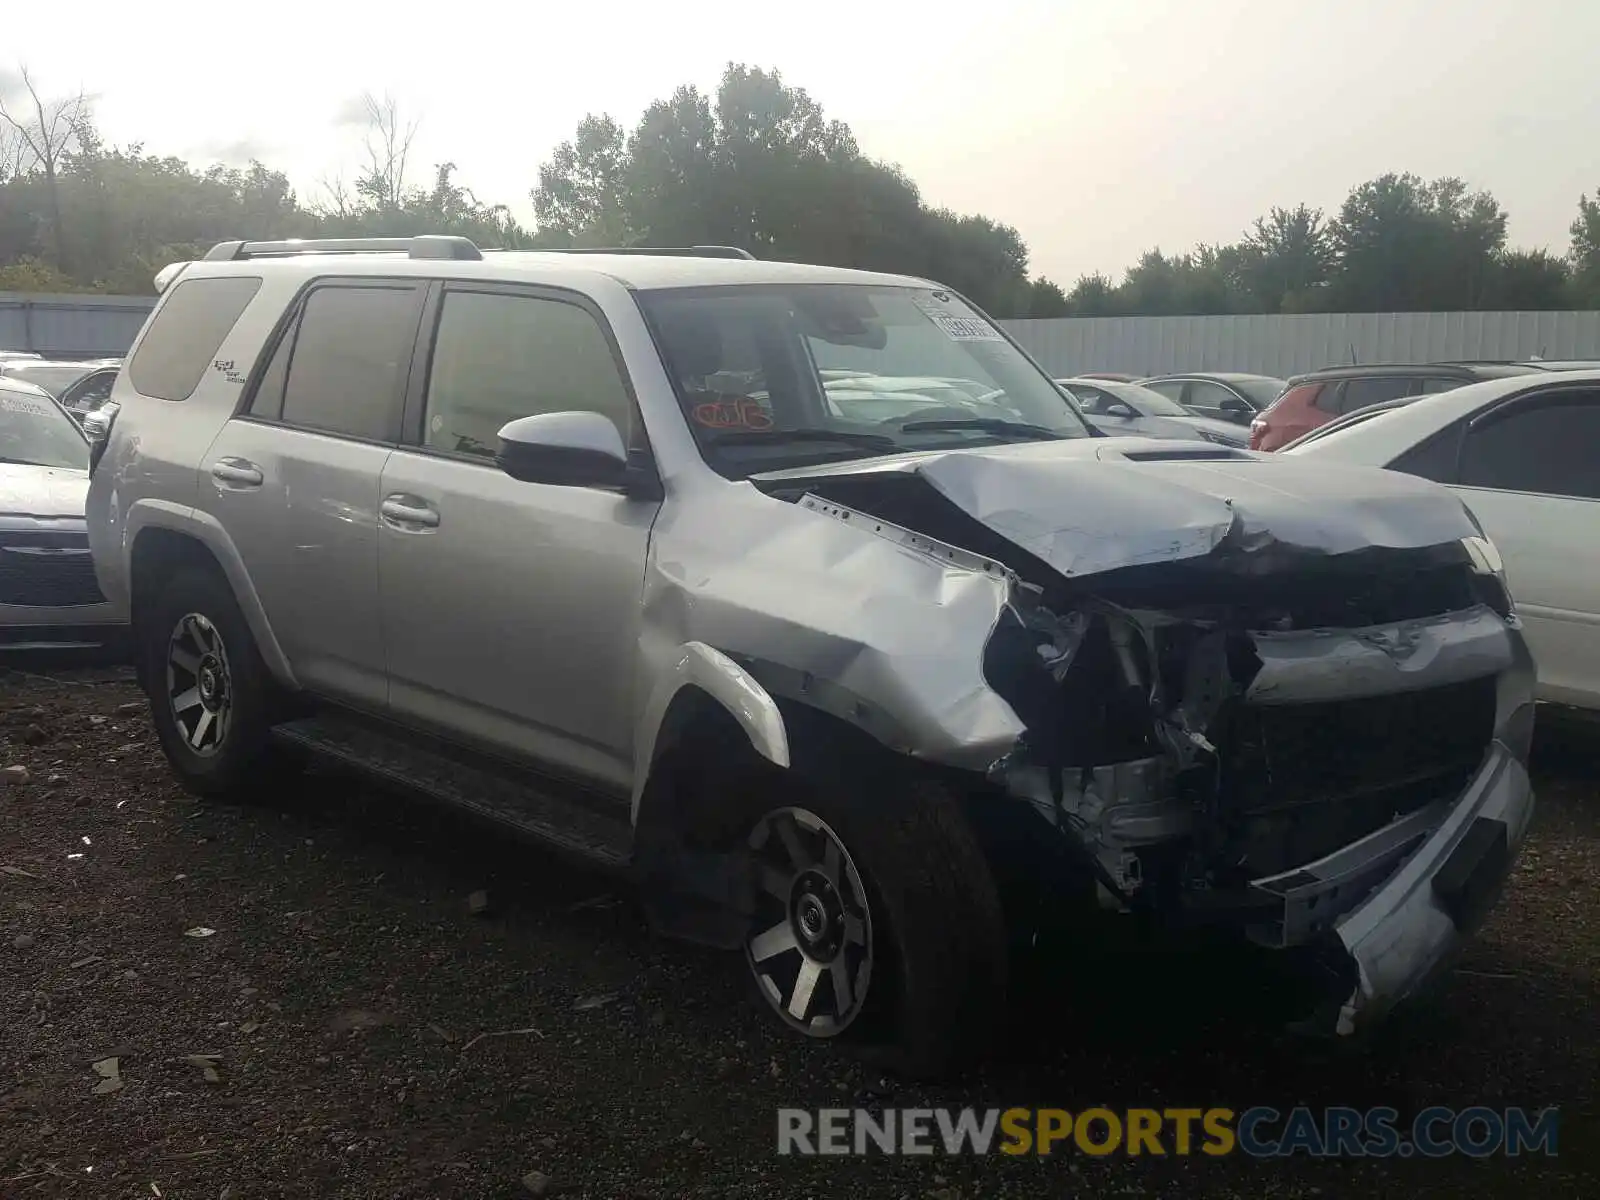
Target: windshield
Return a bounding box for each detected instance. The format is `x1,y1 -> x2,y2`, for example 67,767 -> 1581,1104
0,385 -> 89,470
1,362 -> 91,399
1282,401 -> 1406,451
1233,376 -> 1288,406
1068,380 -> 1190,417
638,284 -> 1092,475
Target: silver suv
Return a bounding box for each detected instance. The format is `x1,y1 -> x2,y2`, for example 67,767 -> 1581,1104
87,236 -> 1536,1075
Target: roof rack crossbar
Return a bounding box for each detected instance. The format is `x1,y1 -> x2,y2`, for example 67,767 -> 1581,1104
203,235 -> 483,262
536,245 -> 755,260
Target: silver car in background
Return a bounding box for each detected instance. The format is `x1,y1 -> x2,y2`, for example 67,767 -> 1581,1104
0,377 -> 125,652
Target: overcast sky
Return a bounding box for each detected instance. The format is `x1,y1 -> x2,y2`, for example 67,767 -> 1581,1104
5,0 -> 1596,283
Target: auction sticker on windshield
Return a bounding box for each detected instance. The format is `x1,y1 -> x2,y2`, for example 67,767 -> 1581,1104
693,397 -> 774,431
913,295 -> 1003,341
0,394 -> 52,418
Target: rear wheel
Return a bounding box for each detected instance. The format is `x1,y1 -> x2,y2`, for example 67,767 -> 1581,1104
140,566 -> 290,797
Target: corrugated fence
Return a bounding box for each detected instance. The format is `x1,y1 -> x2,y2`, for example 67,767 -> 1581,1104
1003,310 -> 1600,377
5,291 -> 1600,376
0,293 -> 156,359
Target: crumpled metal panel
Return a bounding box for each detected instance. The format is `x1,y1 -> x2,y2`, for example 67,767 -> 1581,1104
644,437 -> 1500,774
639,485 -> 1024,772
1247,606 -> 1516,705
753,437 -> 1482,580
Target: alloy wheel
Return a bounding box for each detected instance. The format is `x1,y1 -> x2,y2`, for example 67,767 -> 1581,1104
166,613 -> 232,757
745,806 -> 874,1037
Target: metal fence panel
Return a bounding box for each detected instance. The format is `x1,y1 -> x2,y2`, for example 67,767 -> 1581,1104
0,293 -> 156,359
6,292 -> 1600,375
1004,311 -> 1600,378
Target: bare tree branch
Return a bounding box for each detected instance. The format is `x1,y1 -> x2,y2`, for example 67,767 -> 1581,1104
0,64 -> 88,174
0,124 -> 21,179
316,171 -> 355,220
358,91 -> 419,210
0,64 -> 91,269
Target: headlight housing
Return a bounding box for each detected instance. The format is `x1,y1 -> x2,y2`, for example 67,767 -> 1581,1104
1461,531 -> 1515,620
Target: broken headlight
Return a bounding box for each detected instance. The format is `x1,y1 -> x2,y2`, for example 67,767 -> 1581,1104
1461,532 -> 1514,620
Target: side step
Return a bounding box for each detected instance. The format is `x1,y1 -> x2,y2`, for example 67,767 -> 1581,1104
271,716 -> 634,872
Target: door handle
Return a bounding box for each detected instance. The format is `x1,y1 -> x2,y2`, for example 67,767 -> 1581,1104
210,458 -> 263,488
380,494 -> 440,530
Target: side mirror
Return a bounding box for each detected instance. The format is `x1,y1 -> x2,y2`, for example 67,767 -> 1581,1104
84,402 -> 118,476
81,409 -> 112,441
496,411 -> 630,488
1105,403 -> 1136,419
1218,396 -> 1250,421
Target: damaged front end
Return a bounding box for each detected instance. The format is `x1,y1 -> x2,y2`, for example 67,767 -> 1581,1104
752,441 -> 1537,1037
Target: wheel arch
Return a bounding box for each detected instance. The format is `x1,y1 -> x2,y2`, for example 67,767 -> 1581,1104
127,506 -> 298,692
631,642 -> 790,822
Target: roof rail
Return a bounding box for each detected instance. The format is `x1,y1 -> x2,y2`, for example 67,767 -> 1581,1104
203,235 -> 483,262
537,245 -> 755,261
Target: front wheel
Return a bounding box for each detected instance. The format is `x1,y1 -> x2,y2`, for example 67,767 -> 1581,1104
140,566 -> 287,797
738,771 -> 1010,1078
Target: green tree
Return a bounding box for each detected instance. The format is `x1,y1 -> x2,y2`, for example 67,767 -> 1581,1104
1238,203 -> 1333,311
531,62 -> 1057,316
1016,277 -> 1070,318
1482,249 -> 1571,310
1064,272 -> 1117,316
1330,173 -> 1508,310
532,114 -> 632,245
1570,186 -> 1600,306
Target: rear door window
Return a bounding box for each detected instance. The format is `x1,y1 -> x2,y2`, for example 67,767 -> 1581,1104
274,283 -> 425,442
1419,376 -> 1465,395
1337,376 -> 1415,415
1457,391 -> 1600,499
1312,382 -> 1344,414
1143,380 -> 1187,404
1185,380 -> 1251,416
127,276 -> 262,401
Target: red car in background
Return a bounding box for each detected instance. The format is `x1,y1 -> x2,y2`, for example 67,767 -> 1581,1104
1249,362 -> 1541,450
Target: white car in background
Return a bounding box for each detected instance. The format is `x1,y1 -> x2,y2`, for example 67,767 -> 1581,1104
1284,370 -> 1600,713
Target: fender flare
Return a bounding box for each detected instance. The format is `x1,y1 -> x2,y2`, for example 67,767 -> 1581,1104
631,641 -> 790,820
125,499 -> 300,690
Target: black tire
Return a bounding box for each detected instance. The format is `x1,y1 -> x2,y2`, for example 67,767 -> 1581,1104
719,749 -> 1010,1080
139,565 -> 288,798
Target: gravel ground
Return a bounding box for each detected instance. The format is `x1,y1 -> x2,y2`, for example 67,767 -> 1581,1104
1,665 -> 1596,1199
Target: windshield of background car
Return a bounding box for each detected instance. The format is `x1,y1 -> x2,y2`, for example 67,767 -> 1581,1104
1234,376 -> 1289,405
1091,381 -> 1190,416
1,362 -> 90,398
0,385 -> 89,470
637,284 -> 1091,475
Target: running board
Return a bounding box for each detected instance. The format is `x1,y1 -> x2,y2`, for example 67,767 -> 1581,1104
271,716 -> 633,872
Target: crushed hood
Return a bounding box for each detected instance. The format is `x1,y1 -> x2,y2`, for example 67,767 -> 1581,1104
752,437 -> 1478,579
0,463 -> 90,520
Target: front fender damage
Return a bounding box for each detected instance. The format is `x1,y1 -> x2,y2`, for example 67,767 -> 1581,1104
639,458 -> 1534,1036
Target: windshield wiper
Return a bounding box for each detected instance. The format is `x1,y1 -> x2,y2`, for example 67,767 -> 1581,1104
897,418 -> 1063,440
706,429 -> 899,451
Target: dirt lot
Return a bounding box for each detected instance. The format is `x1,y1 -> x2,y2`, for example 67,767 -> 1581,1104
1,665 -> 1596,1199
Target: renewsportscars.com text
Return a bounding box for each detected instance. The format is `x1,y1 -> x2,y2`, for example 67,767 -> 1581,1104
776,1106 -> 1559,1158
